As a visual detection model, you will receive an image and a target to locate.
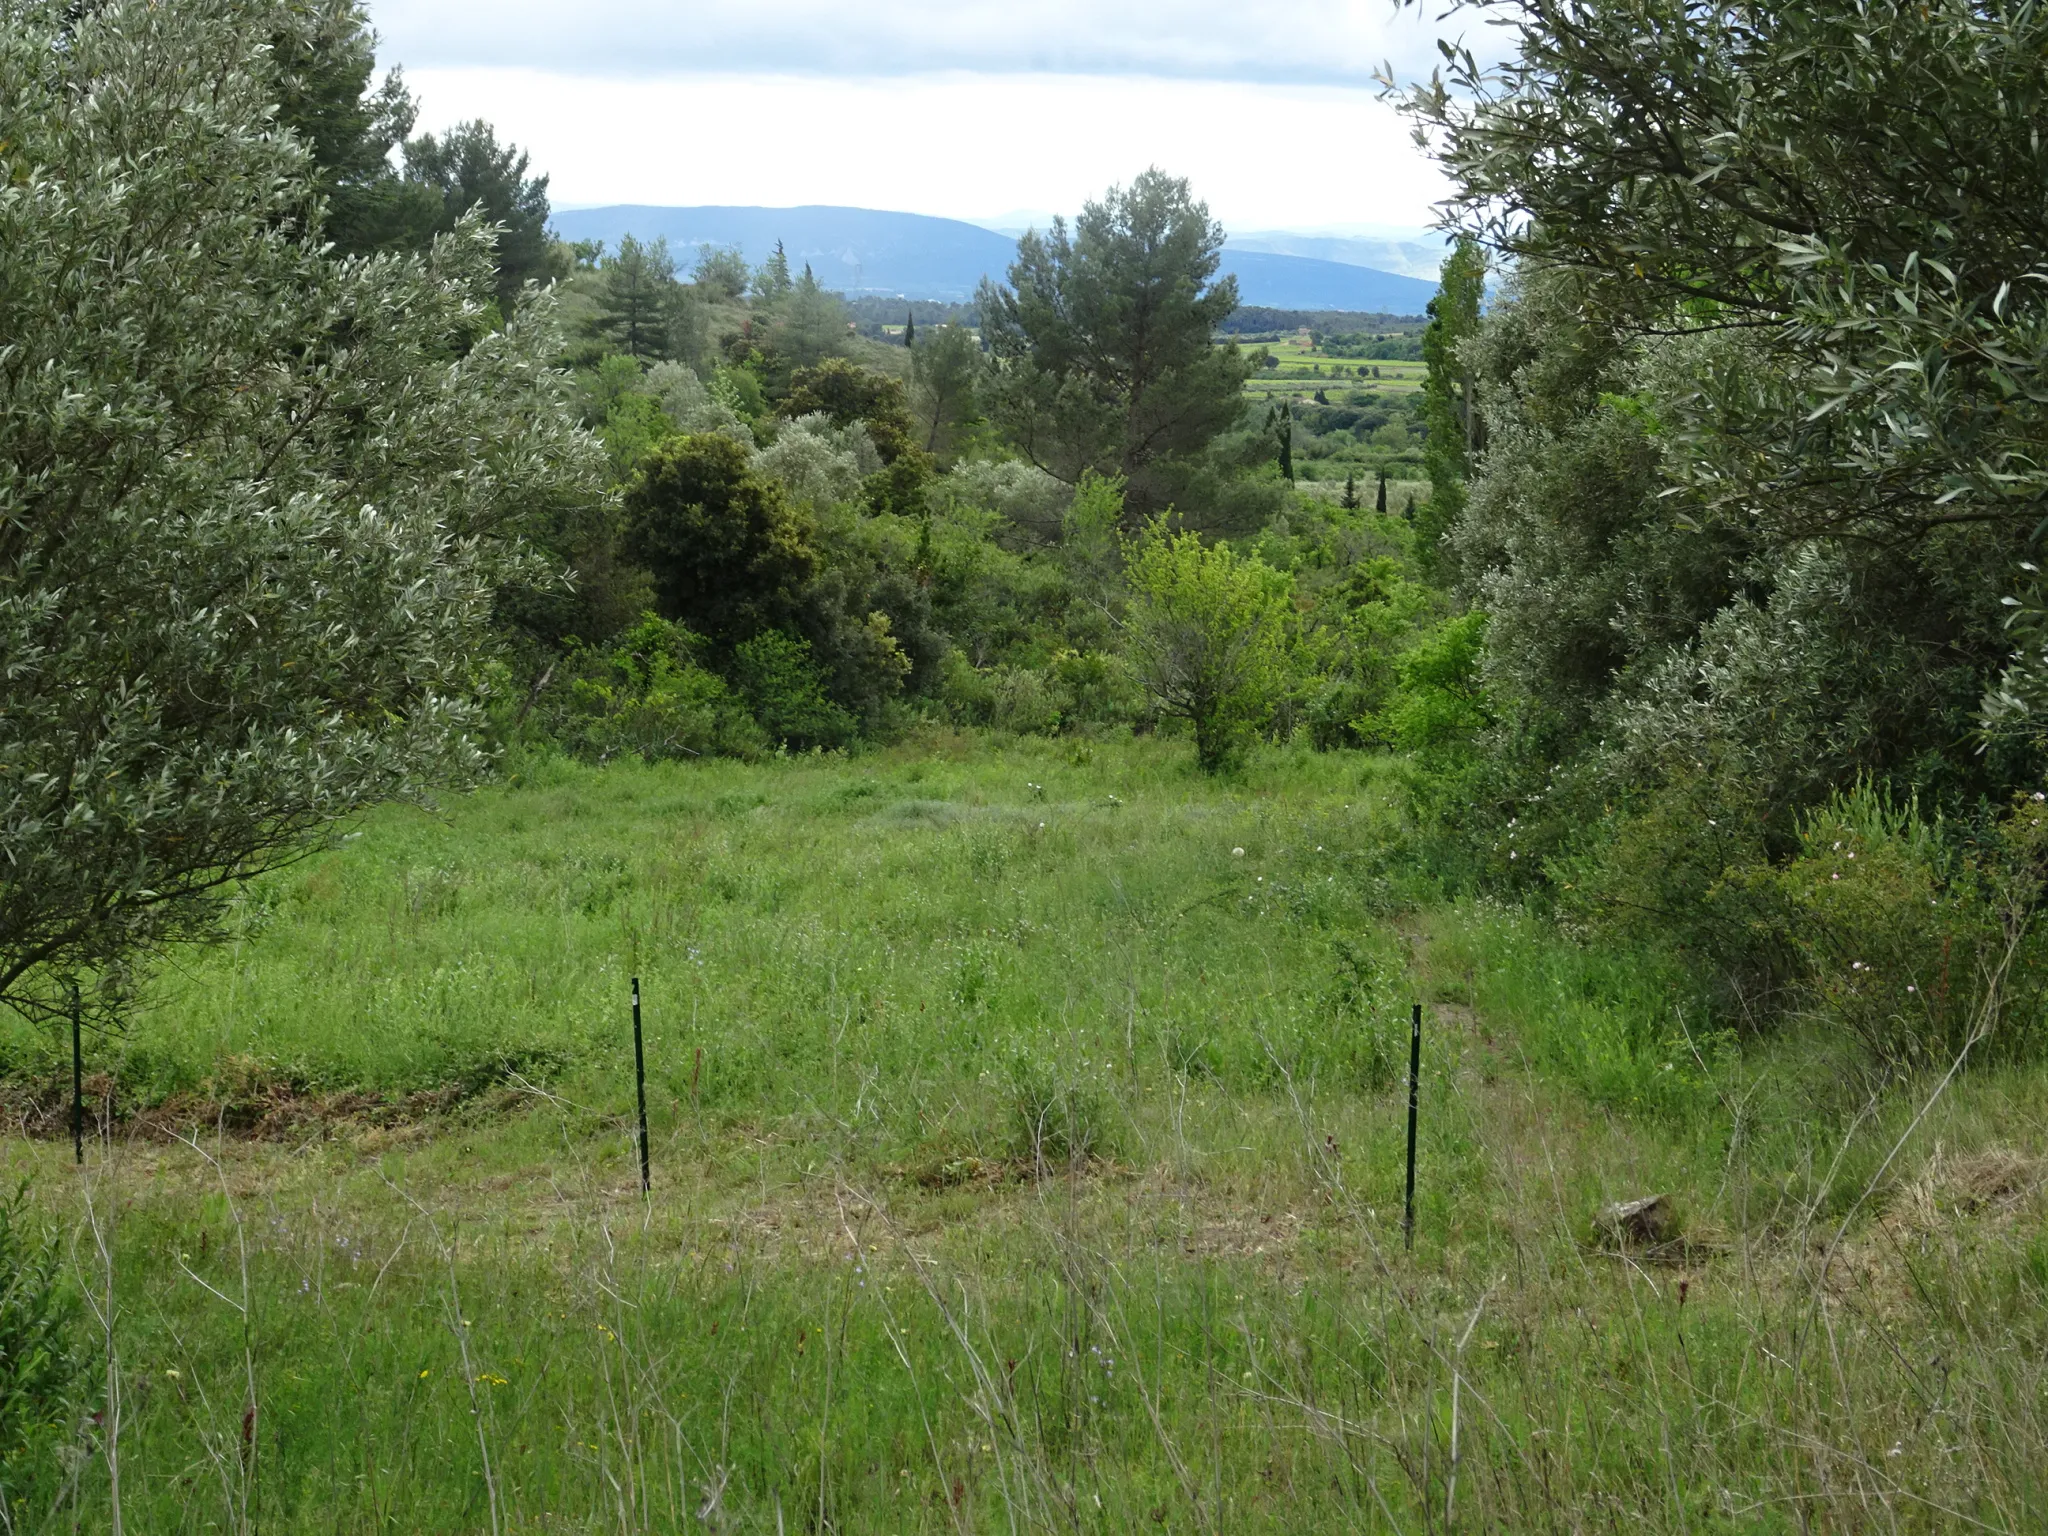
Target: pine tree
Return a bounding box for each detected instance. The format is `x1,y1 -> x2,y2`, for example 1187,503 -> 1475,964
755,239 -> 792,302
1375,468 -> 1389,515
976,170 -> 1250,522
904,309 -> 916,347
592,234 -> 678,361
774,263 -> 847,367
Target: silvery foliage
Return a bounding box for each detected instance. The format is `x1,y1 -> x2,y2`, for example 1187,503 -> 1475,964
0,0 -> 605,1024
754,413 -> 881,510
644,362 -> 753,449
1405,0 -> 2048,734
1608,546 -> 1877,808
935,460 -> 1073,542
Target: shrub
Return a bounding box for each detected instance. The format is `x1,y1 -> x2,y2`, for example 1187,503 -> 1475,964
1569,776 -> 2048,1070
1755,785 -> 2048,1070
1557,759 -> 1790,1010
987,667 -> 1063,736
938,650 -> 999,726
1123,520 -> 1292,772
538,616 -> 765,763
754,412 -> 879,510
624,433 -> 815,643
734,631 -> 856,749
1372,611 -> 1489,756
1048,649 -> 1144,729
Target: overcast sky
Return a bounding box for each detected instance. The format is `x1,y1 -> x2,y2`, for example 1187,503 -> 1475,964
368,1 -> 1470,233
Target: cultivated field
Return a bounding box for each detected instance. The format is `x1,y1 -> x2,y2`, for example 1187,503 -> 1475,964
9,737 -> 2045,1531
1243,339 -> 1425,406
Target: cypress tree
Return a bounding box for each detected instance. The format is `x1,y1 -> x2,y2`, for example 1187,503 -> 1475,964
1269,403 -> 1293,481
904,309 -> 916,347
1375,468 -> 1388,514
1341,473 -> 1359,510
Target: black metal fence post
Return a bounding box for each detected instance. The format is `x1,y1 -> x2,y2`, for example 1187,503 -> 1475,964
632,977 -> 650,1194
1404,1002 -> 1421,1252
71,982 -> 83,1166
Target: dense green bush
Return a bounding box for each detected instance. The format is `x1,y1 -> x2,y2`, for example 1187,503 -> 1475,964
1758,786 -> 2048,1070
624,433 -> 817,645
733,631 -> 858,750
535,617 -> 765,764
1123,520 -> 1292,772
1563,776 -> 2048,1068
1371,612 -> 1489,758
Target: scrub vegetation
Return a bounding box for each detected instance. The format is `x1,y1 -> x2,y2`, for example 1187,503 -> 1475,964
4,0 -> 2048,1530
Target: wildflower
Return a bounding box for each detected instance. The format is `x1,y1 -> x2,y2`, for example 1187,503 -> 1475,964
165,1368 -> 181,1380
420,1369 -> 430,1378
1232,847 -> 1245,857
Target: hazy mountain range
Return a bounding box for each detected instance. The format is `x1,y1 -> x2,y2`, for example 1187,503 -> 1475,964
548,205 -> 1440,315
968,213 -> 1450,281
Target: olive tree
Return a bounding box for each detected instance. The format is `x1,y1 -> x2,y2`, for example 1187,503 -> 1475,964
1400,0 -> 2048,729
0,0 -> 605,1025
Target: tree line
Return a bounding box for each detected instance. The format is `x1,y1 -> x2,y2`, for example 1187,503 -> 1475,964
2,0 -> 1451,1035
11,0 -> 2042,1086
1396,0 -> 2048,1069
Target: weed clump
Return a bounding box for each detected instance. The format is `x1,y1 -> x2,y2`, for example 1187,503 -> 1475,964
1005,1051 -> 1117,1173
0,1188 -> 88,1499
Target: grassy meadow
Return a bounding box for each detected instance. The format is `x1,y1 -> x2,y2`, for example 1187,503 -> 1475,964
7,735 -> 2047,1531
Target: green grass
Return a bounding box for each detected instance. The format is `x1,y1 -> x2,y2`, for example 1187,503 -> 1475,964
8,736 -> 2046,1531
1240,339 -> 1424,404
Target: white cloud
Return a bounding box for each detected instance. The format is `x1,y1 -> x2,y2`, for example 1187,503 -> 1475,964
371,0 -> 1454,86
401,68 -> 1452,231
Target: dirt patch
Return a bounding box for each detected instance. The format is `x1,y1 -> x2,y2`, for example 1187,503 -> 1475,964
1889,1143 -> 2043,1231
0,1069 -> 535,1145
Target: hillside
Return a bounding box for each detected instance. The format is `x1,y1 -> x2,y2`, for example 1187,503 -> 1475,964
548,203 -> 1439,313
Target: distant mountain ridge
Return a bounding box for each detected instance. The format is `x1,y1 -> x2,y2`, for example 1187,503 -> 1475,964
1227,230 -> 1451,282
548,204 -> 1438,315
